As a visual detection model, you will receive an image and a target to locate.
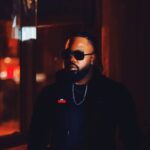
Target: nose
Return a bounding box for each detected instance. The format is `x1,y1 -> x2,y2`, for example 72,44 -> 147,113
70,55 -> 77,63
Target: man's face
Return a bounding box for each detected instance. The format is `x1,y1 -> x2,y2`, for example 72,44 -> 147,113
64,36 -> 95,74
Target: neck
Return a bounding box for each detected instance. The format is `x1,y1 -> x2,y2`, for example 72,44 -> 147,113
75,68 -> 93,85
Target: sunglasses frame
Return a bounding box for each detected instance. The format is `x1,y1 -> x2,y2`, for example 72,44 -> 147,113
62,49 -> 94,60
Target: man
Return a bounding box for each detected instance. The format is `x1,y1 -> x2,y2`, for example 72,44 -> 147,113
27,32 -> 141,150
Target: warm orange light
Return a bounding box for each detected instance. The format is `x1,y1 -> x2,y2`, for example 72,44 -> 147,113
4,57 -> 12,64
0,58 -> 20,83
101,26 -> 110,76
0,120 -> 20,136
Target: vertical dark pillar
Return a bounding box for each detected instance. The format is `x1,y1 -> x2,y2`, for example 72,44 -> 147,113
20,0 -> 37,132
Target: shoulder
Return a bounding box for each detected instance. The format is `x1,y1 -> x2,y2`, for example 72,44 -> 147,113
102,75 -> 128,92
103,76 -> 135,105
91,67 -> 128,94
38,83 -> 57,97
36,81 -> 70,102
94,73 -> 127,90
35,83 -> 59,105
93,74 -> 132,100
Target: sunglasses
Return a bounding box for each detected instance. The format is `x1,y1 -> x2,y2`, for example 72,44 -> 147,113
62,49 -> 94,60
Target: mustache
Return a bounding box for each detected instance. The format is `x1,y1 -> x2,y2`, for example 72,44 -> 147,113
65,62 -> 80,71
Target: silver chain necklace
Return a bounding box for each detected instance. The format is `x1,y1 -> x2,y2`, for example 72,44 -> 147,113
72,84 -> 88,106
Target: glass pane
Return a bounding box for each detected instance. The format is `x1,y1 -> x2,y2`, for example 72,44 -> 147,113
0,20 -> 20,136
35,27 -> 64,94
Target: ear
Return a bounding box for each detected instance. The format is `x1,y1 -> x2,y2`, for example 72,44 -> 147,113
91,54 -> 96,64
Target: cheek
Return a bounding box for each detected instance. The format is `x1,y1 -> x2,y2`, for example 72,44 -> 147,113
78,58 -> 92,69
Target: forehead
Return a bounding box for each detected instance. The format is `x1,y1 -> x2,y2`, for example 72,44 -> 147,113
68,37 -> 94,52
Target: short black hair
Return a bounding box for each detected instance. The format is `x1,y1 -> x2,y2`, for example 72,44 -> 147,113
66,32 -> 98,55
66,31 -> 103,71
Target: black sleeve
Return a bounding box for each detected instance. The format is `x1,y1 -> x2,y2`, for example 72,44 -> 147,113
27,87 -> 54,150
117,87 -> 142,150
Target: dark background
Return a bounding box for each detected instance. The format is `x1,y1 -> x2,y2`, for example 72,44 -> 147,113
0,0 -> 150,149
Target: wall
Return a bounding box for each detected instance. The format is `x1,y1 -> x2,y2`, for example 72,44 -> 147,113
102,0 -> 150,149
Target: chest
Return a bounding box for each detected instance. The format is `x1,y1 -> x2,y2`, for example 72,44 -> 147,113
52,91 -> 117,129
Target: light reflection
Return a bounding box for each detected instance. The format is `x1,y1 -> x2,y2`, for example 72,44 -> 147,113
0,120 -> 20,136
36,73 -> 46,82
0,57 -> 20,136
0,58 -> 20,83
0,20 -> 21,137
0,58 -> 46,83
0,71 -> 7,79
4,57 -> 12,64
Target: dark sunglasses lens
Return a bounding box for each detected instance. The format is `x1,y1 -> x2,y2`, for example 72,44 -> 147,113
62,50 -> 84,60
74,51 -> 84,60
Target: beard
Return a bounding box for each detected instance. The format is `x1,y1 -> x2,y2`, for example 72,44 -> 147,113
64,63 -> 92,83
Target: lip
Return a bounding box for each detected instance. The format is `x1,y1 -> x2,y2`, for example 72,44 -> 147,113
70,65 -> 78,70
69,64 -> 78,70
